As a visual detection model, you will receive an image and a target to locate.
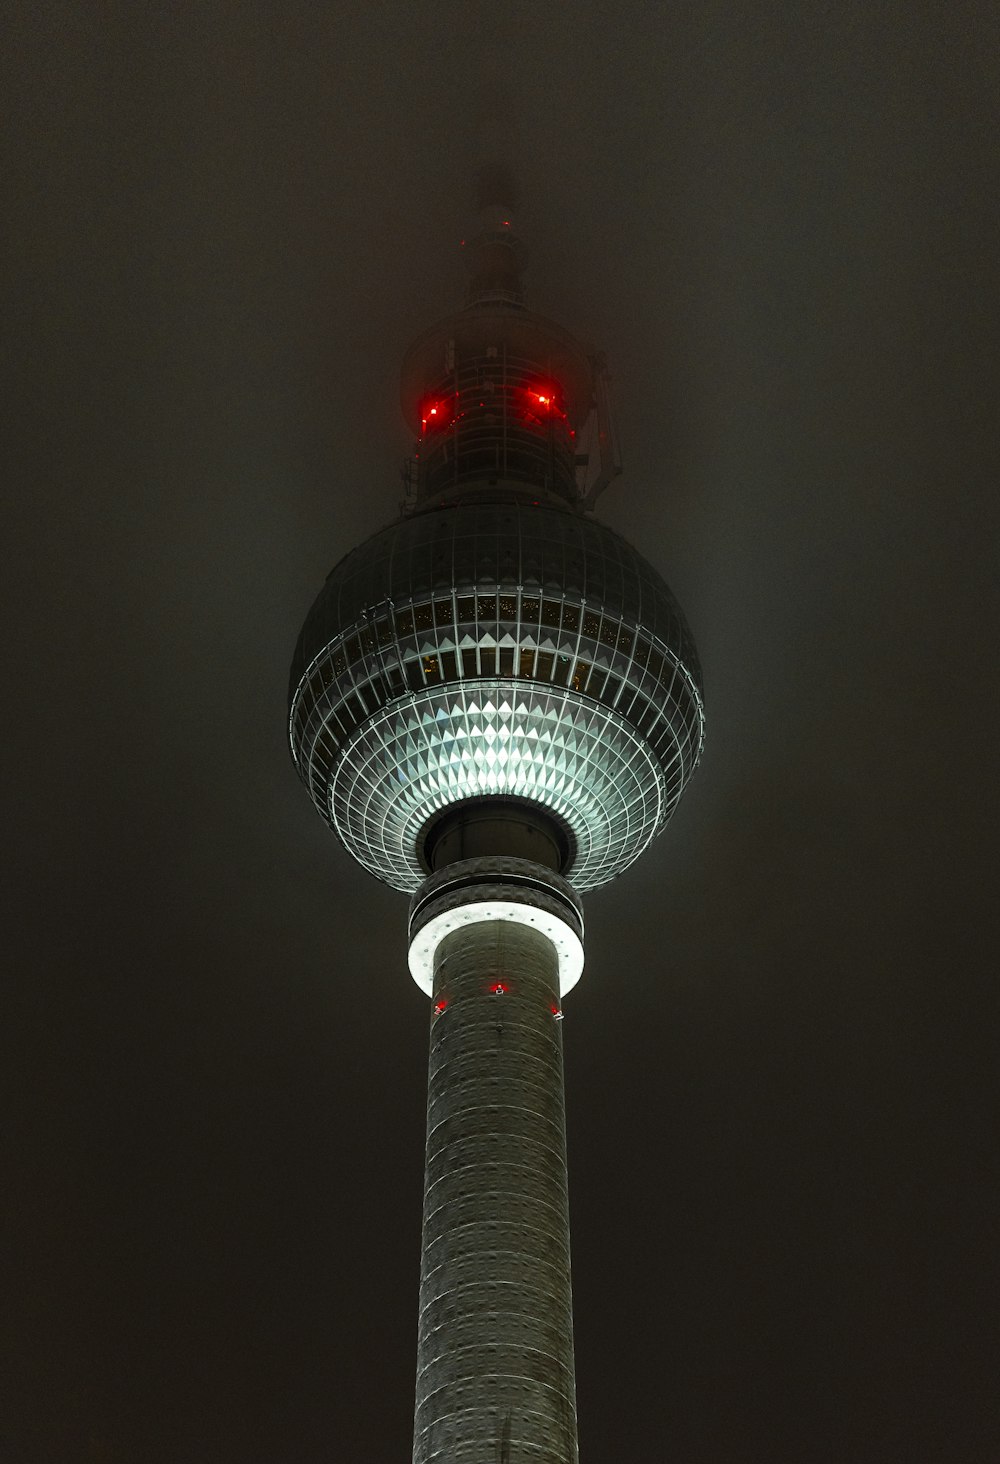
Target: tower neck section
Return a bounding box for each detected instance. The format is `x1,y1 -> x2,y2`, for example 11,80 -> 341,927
401,305 -> 593,511
399,196 -> 620,513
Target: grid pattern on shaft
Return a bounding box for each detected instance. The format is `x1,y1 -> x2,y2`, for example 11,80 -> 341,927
414,920 -> 578,1464
289,502 -> 704,890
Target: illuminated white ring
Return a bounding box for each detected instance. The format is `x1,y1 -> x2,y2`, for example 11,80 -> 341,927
407,898 -> 584,998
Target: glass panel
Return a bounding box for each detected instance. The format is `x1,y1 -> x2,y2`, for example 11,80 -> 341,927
601,674 -> 621,706
588,667 -> 609,698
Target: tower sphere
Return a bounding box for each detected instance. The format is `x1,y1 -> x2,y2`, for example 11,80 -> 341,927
289,496 -> 704,892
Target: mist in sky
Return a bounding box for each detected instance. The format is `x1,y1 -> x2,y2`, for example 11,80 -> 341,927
4,3 -> 998,1460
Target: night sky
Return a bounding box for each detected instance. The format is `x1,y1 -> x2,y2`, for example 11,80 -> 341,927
5,4 -> 999,1460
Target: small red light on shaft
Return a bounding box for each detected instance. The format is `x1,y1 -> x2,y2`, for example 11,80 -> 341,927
434,998 -> 448,1015
489,982 -> 509,995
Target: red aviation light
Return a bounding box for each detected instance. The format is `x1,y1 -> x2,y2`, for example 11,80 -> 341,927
419,395 -> 455,435
551,1003 -> 564,1020
520,381 -> 566,426
433,997 -> 448,1016
489,981 -> 509,995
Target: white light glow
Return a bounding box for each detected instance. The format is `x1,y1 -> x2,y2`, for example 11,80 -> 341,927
408,899 -> 585,997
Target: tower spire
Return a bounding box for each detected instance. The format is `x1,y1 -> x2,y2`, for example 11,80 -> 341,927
464,163 -> 528,306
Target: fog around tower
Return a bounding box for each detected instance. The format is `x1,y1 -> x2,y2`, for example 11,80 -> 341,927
3,3 -> 998,1460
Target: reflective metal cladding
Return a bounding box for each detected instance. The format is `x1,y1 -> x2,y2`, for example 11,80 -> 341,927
289,501 -> 704,890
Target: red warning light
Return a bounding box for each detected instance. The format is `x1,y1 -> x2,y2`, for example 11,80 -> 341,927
419,395 -> 455,435
434,998 -> 448,1015
551,1004 -> 564,1021
520,382 -> 565,425
489,982 -> 509,995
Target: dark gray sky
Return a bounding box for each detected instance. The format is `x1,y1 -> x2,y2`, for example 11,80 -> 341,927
4,3 -> 999,1460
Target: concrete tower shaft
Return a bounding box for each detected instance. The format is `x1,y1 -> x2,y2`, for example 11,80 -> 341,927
410,860 -> 582,1464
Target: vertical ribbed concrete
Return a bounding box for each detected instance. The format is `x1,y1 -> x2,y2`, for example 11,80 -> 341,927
413,920 -> 578,1464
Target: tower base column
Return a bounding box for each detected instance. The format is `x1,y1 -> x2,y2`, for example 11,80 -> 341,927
408,859 -> 584,1464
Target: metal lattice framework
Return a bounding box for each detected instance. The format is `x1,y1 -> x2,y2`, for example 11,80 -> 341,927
289,500 -> 704,891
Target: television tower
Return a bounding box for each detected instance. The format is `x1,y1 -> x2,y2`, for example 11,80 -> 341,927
289,171 -> 704,1463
